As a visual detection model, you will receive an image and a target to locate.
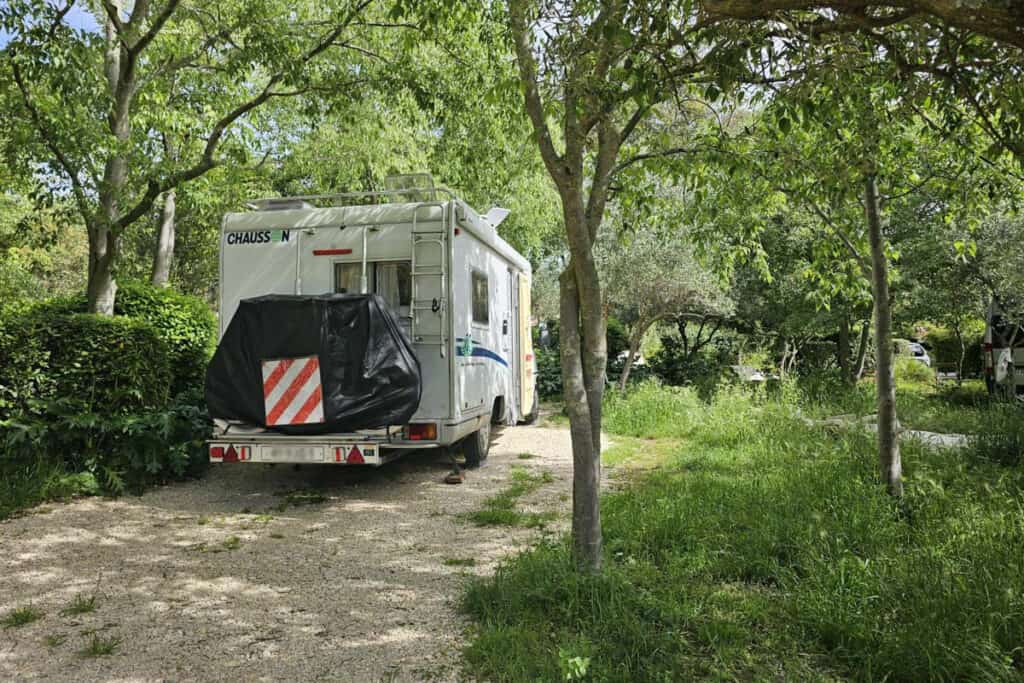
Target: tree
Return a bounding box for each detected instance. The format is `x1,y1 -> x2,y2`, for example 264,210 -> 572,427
0,0 -> 390,313
599,199 -> 731,391
507,0 -> 750,570
698,1 -> 1024,50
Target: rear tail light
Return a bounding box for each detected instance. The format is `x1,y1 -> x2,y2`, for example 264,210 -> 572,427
210,445 -> 225,459
406,423 -> 437,441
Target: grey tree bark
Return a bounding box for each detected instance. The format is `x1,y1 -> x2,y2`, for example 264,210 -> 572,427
853,321 -> 870,380
151,189 -> 176,286
618,328 -> 645,393
864,173 -> 903,496
838,316 -> 852,381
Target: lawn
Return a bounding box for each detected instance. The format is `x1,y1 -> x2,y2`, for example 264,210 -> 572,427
462,381 -> 1024,682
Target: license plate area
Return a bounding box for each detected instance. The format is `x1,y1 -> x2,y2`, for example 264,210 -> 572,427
259,445 -> 326,463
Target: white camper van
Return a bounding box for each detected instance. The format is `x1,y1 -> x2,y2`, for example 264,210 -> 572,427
207,177 -> 537,467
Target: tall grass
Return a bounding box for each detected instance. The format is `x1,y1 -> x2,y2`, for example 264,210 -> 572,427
462,381 -> 1024,681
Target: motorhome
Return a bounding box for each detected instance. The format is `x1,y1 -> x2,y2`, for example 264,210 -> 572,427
983,301 -> 1024,398
206,176 -> 537,467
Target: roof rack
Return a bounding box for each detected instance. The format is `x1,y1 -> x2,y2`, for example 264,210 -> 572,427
245,173 -> 460,210
244,187 -> 457,211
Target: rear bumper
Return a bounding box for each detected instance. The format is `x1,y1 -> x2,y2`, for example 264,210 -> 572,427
207,414 -> 489,465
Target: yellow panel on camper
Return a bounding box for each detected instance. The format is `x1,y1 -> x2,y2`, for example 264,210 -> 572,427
518,274 -> 536,417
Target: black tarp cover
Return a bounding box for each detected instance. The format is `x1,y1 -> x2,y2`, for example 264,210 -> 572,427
206,294 -> 421,434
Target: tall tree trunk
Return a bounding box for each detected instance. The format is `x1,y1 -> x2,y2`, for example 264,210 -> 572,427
618,328 -> 644,393
864,173 -> 902,497
151,189 -> 176,286
89,1 -> 128,314
853,321 -> 870,381
838,316 -> 852,382
560,265 -> 602,571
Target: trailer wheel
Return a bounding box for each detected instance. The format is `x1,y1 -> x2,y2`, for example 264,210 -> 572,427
463,420 -> 491,468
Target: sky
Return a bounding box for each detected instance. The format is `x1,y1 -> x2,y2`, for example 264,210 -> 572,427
0,3 -> 99,47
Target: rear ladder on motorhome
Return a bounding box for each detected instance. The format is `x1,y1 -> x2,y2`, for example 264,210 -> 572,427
410,203 -> 448,356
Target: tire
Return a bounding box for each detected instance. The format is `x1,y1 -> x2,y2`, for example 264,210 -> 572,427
463,420 -> 491,468
520,397 -> 539,425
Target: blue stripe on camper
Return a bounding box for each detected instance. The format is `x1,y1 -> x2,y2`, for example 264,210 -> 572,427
455,338 -> 509,368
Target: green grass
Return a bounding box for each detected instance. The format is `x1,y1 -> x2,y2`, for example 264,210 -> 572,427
2,605 -> 43,628
443,557 -> 478,567
80,633 -> 120,657
44,633 -> 66,648
462,381 -> 1024,682
464,467 -> 556,529
61,594 -> 97,616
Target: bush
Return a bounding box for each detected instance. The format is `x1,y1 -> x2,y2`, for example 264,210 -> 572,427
895,356 -> 935,385
0,307 -> 173,419
648,334 -> 732,399
926,324 -> 984,377
113,281 -> 216,395
535,348 -> 562,399
1,390 -> 211,501
0,284 -> 214,517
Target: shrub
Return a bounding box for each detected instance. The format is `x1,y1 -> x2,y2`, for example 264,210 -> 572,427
925,323 -> 984,377
5,281 -> 216,397
535,348 -> 562,399
1,390 -> 210,502
895,356 -> 935,385
648,334 -> 732,398
113,281 -> 216,395
0,307 -> 173,419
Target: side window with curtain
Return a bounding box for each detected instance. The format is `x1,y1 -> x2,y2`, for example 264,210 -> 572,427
472,270 -> 489,325
335,263 -> 362,294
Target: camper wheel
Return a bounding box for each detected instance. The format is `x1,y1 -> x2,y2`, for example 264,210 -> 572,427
463,420 -> 491,468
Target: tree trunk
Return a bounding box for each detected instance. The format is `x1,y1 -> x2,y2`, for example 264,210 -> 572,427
88,2 -> 128,314
864,173 -> 902,497
779,337 -> 790,379
953,320 -> 966,385
151,189 -> 176,287
853,321 -> 870,381
618,329 -> 644,393
87,224 -> 118,314
560,265 -> 602,571
838,316 -> 852,381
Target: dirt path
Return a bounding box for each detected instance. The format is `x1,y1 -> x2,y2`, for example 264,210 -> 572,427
0,425 -> 575,682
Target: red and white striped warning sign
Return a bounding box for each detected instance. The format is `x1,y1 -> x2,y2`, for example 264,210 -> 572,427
261,356 -> 325,426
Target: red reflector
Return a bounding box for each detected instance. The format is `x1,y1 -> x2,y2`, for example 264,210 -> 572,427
210,446 -> 224,459
312,248 -> 353,256
454,228 -> 461,236
347,445 -> 364,464
224,445 -> 239,462
407,423 -> 437,441
525,353 -> 533,361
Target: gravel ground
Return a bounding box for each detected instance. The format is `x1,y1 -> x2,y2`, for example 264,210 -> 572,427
0,425 -> 578,682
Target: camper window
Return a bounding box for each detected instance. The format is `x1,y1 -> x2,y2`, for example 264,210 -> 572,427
334,261 -> 411,311
335,263 -> 362,294
472,271 -> 489,325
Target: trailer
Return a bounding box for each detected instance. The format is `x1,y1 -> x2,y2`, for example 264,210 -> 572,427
206,176 -> 537,467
